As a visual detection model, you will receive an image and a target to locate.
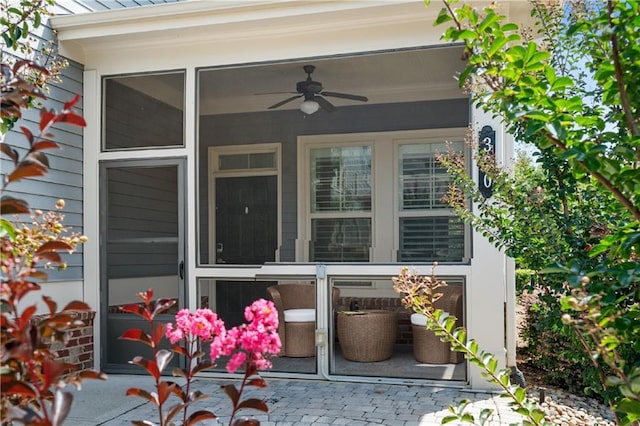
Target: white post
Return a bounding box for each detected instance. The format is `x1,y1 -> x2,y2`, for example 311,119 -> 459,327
466,105 -> 515,389
82,69 -> 101,369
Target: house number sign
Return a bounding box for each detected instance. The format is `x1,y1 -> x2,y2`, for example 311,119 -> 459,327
478,125 -> 495,198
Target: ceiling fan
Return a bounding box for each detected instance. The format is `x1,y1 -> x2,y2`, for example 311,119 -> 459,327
267,65 -> 368,114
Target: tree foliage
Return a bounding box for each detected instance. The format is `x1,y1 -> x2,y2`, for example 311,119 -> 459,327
428,0 -> 639,424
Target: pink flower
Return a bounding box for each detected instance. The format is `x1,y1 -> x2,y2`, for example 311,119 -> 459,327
166,308 -> 226,344
226,351 -> 247,374
165,322 -> 184,344
208,299 -> 281,373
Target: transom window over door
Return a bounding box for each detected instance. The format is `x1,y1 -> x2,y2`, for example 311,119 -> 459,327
298,129 -> 468,264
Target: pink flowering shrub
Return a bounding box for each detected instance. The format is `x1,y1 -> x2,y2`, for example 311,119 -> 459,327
120,289 -> 281,426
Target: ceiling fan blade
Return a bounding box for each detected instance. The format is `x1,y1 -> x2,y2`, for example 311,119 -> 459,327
256,91 -> 298,95
268,95 -> 303,109
315,96 -> 336,112
321,91 -> 368,102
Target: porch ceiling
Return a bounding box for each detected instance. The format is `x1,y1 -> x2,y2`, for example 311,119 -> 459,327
197,46 -> 468,115
117,46 -> 468,115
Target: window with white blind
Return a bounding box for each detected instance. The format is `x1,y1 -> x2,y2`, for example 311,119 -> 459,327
298,129 -> 468,264
309,146 -> 371,262
397,142 -> 465,263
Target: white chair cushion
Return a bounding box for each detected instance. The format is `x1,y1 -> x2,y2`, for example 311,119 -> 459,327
411,313 -> 428,327
284,308 -> 315,323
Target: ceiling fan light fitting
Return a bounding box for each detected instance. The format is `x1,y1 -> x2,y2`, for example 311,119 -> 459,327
300,99 -> 320,115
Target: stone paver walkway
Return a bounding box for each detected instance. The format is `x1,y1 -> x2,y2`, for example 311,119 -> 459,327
66,375 -> 523,425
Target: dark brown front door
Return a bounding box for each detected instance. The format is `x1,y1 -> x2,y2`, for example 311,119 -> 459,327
215,175 -> 277,265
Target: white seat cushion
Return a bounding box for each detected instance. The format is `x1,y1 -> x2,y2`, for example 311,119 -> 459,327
411,313 -> 428,327
284,308 -> 315,323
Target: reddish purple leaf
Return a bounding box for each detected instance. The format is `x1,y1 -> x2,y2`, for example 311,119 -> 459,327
0,196 -> 30,214
236,398 -> 269,413
156,349 -> 173,373
17,305 -> 37,328
130,356 -> 160,380
126,387 -> 157,405
172,366 -> 188,379
32,140 -> 60,151
29,270 -> 48,280
152,298 -> 176,316
151,322 -> 166,346
39,108 -> 56,132
1,142 -> 19,163
168,382 -> 186,401
14,60 -> 49,76
37,251 -> 62,264
20,126 -> 34,145
52,389 -> 73,426
62,300 -> 92,312
43,295 -> 58,316
165,402 -> 188,423
3,382 -> 37,398
74,370 -> 108,381
137,289 -> 154,304
7,160 -> 48,182
54,111 -> 86,127
188,390 -> 208,403
36,241 -> 73,254
63,94 -> 80,110
119,303 -> 145,316
172,345 -> 188,357
222,384 -> 240,406
120,329 -> 153,347
246,377 -> 267,388
157,381 -> 175,405
185,411 -> 217,426
192,360 -> 215,375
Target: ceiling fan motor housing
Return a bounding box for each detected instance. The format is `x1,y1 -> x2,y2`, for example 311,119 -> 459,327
296,80 -> 323,94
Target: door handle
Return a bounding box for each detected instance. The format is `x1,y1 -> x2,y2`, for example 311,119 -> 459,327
179,260 -> 184,279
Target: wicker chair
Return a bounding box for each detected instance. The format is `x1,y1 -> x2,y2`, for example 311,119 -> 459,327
411,285 -> 464,364
266,284 -> 340,357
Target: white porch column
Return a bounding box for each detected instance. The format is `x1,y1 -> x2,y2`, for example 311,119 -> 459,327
466,105 -> 514,389
82,69 -> 101,369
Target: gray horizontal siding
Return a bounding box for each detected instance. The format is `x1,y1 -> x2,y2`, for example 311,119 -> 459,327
2,14 -> 84,282
106,166 -> 179,279
198,98 -> 470,264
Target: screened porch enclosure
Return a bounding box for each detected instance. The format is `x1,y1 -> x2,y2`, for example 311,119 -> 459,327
99,45 -> 471,381
193,46 -> 469,383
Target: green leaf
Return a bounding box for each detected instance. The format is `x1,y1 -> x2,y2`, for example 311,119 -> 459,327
2,33 -> 13,49
458,29 -> 478,41
0,218 -> 17,239
477,11 -> 499,32
551,76 -> 573,91
434,7 -> 453,26
501,23 -> 518,32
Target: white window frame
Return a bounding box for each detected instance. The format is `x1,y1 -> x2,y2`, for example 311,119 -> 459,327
298,128 -> 469,264
392,131 -> 469,263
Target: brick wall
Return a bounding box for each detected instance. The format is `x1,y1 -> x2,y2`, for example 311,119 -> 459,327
337,297 -> 413,345
34,311 -> 96,372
